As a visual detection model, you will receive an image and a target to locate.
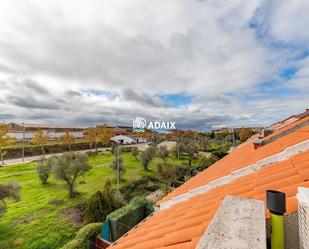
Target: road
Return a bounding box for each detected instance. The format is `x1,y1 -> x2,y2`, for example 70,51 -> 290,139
1,143 -> 149,166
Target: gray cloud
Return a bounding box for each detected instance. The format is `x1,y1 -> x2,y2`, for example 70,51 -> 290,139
8,96 -> 59,110
0,1 -> 308,130
122,89 -> 167,107
23,78 -> 50,95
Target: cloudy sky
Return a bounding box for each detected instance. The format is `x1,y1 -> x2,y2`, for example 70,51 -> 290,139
0,0 -> 308,130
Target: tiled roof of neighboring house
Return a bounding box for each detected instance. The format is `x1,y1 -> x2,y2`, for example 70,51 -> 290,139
108,111 -> 309,249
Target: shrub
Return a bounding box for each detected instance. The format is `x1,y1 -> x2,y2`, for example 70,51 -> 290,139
107,196 -> 154,240
175,165 -> 192,180
60,223 -> 102,249
84,179 -> 122,223
0,182 -> 21,206
159,166 -> 177,187
119,177 -> 161,201
2,141 -> 110,160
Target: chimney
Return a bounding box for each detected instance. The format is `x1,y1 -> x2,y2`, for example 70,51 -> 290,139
253,138 -> 262,149
259,128 -> 273,138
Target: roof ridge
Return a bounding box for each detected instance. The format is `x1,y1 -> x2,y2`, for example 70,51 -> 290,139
159,140 -> 309,210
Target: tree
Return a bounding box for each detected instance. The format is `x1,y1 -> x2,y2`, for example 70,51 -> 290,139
159,166 -> 177,187
84,179 -> 121,223
131,147 -> 139,160
238,128 -> 254,142
97,125 -> 114,148
31,129 -> 49,156
51,152 -> 91,198
109,154 -> 126,181
84,127 -> 98,151
0,123 -> 14,166
36,157 -> 52,184
0,182 -> 21,206
140,148 -> 153,170
184,141 -> 199,167
157,145 -> 169,164
61,131 -> 76,152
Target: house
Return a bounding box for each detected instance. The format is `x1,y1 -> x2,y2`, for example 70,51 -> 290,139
104,109 -> 309,249
7,123 -> 84,140
110,135 -> 135,144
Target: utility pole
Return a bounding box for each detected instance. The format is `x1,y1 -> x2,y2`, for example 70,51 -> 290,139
116,142 -> 120,190
22,122 -> 25,162
177,136 -> 180,161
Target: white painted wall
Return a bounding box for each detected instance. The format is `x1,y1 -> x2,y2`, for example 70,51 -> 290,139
7,131 -> 84,140
111,135 -> 135,144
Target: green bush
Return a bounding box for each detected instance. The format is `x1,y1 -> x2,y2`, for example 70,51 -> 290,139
3,141 -> 110,160
107,196 -> 154,241
60,223 -> 102,249
119,177 -> 161,201
85,179 -> 122,223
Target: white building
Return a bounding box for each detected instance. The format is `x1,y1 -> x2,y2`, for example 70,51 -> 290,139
7,123 -> 84,140
110,135 -> 135,144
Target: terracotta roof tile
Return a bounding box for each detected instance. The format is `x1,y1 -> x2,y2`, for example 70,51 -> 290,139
109,117 -> 308,249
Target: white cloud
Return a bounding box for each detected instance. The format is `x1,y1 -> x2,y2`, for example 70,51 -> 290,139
0,0 -> 308,129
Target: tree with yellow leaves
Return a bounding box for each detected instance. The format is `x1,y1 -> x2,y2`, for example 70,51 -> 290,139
84,127 -> 98,151
96,125 -> 114,149
0,123 -> 14,166
61,131 -> 76,152
31,129 -> 49,156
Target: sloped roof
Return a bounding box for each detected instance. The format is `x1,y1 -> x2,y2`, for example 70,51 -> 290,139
108,113 -> 309,249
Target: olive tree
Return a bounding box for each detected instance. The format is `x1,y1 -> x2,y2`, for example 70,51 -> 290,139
36,157 -> 52,184
51,152 -> 91,198
157,145 -> 169,164
140,148 -> 153,170
131,147 -> 139,160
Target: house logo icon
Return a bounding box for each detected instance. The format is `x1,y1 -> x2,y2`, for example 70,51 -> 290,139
133,117 -> 146,132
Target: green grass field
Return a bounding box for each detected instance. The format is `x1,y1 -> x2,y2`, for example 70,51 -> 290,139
0,151 -> 189,249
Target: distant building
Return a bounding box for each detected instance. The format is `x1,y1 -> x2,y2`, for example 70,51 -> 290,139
110,135 -> 135,144
7,123 -> 84,140
110,135 -> 147,144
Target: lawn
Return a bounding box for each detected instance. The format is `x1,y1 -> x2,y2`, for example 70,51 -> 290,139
0,151 -> 190,249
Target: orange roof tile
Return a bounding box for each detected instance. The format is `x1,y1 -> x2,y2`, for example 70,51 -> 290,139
110,150 -> 309,249
108,115 -> 309,249
158,118 -> 309,204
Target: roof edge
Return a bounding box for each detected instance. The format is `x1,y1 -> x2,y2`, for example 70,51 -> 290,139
159,140 -> 309,210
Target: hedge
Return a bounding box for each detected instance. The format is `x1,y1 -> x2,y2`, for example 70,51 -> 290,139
2,141 -> 112,160
60,223 -> 102,249
107,196 -> 153,241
